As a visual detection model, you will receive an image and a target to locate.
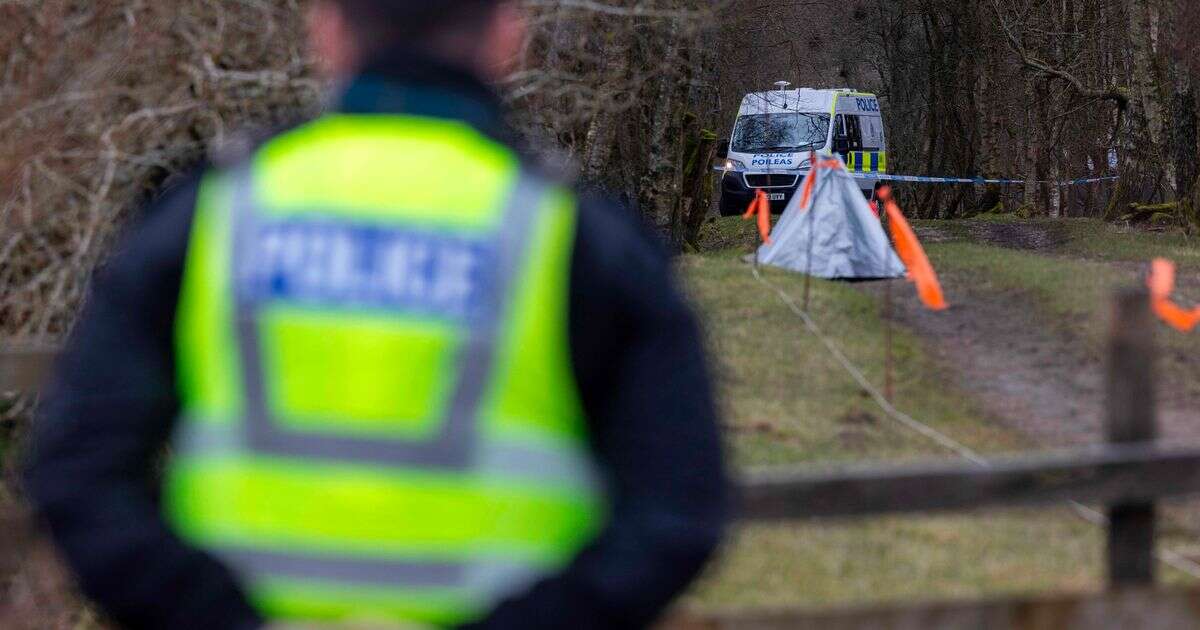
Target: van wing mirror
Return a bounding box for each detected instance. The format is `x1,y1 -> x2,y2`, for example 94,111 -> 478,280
716,139 -> 730,160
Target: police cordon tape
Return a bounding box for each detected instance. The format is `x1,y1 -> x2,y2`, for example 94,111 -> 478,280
716,165 -> 1119,187
847,172 -> 1120,186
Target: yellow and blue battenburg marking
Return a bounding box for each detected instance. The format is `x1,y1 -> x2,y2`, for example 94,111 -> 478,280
846,151 -> 888,174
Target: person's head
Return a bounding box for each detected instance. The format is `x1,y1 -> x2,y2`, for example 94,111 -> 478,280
307,0 -> 526,81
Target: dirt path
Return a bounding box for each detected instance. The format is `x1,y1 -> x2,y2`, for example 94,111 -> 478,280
878,274 -> 1104,447
875,221 -> 1200,448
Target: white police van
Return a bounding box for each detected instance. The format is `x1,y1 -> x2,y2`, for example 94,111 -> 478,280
716,83 -> 888,216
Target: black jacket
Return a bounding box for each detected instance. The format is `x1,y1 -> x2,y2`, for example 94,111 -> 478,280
23,51 -> 728,630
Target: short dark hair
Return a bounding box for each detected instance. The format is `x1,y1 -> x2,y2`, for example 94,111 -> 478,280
332,1 -> 501,52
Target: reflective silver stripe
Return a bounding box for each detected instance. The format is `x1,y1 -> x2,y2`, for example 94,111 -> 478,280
216,546 -> 546,596
174,419 -> 602,492
172,418 -> 241,454
221,547 -> 464,588
228,166 -> 550,469
465,558 -> 545,603
479,439 -> 602,492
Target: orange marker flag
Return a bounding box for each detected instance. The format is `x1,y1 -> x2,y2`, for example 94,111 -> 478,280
1147,258 -> 1200,332
797,151 -> 819,211
756,191 -> 772,245
798,167 -> 818,210
877,187 -> 948,311
797,157 -> 841,210
742,189 -> 772,244
744,188 -> 772,242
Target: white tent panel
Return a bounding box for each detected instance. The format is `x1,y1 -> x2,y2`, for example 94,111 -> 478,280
756,157 -> 906,280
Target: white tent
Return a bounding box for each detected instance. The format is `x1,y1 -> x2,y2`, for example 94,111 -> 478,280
756,156 -> 906,279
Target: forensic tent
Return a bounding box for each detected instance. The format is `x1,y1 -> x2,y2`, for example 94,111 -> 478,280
755,156 -> 906,280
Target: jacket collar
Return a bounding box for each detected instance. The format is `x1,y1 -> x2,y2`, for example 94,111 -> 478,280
337,46 -> 506,136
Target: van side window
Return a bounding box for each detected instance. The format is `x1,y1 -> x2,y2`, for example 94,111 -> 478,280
833,114 -> 865,154
846,116 -> 864,150
834,115 -> 848,139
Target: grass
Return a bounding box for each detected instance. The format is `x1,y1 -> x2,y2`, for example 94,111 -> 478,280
1056,220 -> 1200,268
678,219 -> 1109,611
679,254 -> 1021,469
919,215 -> 1200,269
689,510 -> 1099,613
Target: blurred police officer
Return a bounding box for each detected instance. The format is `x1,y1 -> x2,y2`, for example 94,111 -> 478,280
23,1 -> 727,629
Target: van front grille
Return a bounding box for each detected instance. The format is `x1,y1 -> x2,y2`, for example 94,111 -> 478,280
744,173 -> 800,188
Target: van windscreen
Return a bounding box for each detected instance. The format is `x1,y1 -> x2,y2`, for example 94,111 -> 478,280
732,113 -> 830,153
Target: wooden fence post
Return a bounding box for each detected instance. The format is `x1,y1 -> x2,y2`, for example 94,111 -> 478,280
1106,288 -> 1157,587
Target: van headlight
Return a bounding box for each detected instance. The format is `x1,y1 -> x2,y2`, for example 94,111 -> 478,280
723,158 -> 747,172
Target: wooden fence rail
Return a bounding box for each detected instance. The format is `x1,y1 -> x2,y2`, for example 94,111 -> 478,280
5,290 -> 1198,628
739,442 -> 1200,521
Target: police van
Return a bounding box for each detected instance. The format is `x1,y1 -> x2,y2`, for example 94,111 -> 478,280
716,83 -> 888,216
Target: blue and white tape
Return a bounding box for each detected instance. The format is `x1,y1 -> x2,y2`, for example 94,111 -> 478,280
714,166 -> 1119,187
847,172 -> 1119,186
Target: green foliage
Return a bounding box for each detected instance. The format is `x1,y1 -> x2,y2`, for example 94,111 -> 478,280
1151,212 -> 1176,226
695,216 -> 763,253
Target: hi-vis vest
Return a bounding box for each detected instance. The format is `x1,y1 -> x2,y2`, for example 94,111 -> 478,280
163,115 -> 607,626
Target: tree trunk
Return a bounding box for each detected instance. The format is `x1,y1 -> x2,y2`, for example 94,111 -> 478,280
636,19 -> 683,226
670,121 -> 717,252
1165,0 -> 1198,227
1129,0 -> 1166,150
581,34 -> 630,188
1022,79 -> 1039,213
1049,161 -> 1062,219
1108,0 -> 1164,219
1171,72 -> 1199,228
976,15 -> 1003,214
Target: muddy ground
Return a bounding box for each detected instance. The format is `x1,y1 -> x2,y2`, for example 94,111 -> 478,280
875,221 -> 1200,448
